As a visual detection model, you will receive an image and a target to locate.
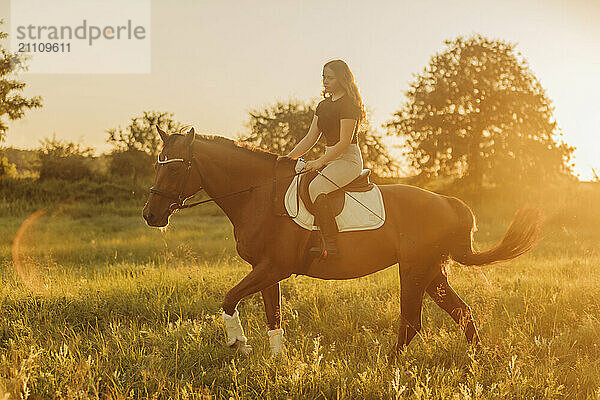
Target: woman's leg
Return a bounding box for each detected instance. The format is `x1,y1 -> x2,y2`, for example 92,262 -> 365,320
308,158 -> 362,203
307,157 -> 362,260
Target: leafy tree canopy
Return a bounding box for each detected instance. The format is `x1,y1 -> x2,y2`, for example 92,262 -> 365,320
107,111 -> 182,158
0,20 -> 42,142
387,34 -> 576,190
106,111 -> 182,185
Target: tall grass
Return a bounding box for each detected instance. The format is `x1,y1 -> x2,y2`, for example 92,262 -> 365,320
0,180 -> 598,399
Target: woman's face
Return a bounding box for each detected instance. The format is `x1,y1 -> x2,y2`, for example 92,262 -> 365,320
322,66 -> 339,94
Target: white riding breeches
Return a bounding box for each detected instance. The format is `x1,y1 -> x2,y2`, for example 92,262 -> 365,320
308,143 -> 363,203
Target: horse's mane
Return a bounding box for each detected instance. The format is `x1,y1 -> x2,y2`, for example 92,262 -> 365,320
171,133 -> 280,161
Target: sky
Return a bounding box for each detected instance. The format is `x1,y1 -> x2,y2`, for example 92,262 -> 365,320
1,0 -> 599,180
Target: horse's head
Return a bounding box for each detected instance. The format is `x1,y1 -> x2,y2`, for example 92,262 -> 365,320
142,125 -> 202,227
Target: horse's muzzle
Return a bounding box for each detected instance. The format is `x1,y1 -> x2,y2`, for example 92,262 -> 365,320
142,208 -> 168,227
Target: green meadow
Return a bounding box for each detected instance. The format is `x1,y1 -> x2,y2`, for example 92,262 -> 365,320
0,180 -> 599,399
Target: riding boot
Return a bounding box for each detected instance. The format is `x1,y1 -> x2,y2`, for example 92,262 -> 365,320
308,193 -> 341,261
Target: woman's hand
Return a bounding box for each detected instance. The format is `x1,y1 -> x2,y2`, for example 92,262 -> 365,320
302,158 -> 327,172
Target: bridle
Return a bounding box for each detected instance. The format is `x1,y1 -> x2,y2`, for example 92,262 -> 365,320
149,144 -> 200,214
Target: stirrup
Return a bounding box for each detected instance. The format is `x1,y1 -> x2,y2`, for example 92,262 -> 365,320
308,233 -> 340,262
308,235 -> 326,262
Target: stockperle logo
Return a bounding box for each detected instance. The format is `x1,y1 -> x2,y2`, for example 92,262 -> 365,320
10,0 -> 151,74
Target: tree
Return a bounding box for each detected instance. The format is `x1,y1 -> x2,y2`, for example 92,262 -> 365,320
239,98 -> 401,178
0,20 -> 43,142
386,34 -> 576,191
106,111 -> 182,184
108,149 -> 154,185
0,20 -> 43,178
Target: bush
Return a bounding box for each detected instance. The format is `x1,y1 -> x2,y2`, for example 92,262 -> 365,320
108,149 -> 154,185
37,135 -> 96,181
0,155 -> 17,178
0,175 -> 153,216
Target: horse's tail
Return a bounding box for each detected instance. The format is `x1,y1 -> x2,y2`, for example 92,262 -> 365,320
447,198 -> 545,266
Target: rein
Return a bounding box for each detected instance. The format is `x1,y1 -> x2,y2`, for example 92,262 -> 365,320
178,166 -> 311,210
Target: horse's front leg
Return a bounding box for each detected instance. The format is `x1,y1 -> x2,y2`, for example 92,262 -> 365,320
222,262 -> 288,355
261,283 -> 285,356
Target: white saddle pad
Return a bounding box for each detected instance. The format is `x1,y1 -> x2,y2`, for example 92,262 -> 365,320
284,159 -> 385,232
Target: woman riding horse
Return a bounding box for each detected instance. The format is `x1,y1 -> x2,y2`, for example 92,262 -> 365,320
286,59 -> 365,260
143,65 -> 544,359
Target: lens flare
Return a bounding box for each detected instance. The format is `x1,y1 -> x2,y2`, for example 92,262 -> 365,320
11,209 -> 47,292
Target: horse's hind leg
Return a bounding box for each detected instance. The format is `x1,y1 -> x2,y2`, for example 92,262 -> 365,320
390,264 -> 429,359
261,283 -> 285,356
425,273 -> 480,346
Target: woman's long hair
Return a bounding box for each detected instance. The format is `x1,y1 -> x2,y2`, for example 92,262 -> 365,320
321,59 -> 366,126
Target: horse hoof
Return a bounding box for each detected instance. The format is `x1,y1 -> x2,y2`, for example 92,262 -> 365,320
387,350 -> 399,364
231,340 -> 253,355
270,346 -> 286,358
238,344 -> 253,355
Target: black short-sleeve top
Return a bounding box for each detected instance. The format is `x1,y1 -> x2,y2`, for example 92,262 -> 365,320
315,94 -> 361,146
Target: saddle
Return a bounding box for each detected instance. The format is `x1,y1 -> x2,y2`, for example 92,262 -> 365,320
272,156 -> 386,233
298,168 -> 374,216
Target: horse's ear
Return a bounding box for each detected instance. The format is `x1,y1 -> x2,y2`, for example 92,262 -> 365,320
156,125 -> 169,142
184,127 -> 195,145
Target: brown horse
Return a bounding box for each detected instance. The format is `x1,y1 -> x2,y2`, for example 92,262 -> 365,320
142,127 -> 544,359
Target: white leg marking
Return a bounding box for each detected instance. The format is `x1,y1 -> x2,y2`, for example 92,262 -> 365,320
268,328 -> 285,356
222,309 -> 252,354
